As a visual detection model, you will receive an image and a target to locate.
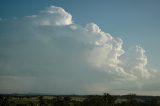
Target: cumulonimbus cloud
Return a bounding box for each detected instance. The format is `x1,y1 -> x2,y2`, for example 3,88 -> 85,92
0,6 -> 157,94
26,6 -> 72,26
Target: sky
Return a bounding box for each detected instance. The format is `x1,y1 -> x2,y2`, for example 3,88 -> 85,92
0,0 -> 160,95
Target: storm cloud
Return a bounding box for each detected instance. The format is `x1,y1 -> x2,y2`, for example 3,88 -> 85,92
0,6 -> 157,94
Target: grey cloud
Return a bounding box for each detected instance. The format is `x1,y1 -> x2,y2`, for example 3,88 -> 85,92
0,6 -> 158,94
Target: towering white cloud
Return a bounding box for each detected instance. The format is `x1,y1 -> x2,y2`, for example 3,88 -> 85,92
120,46 -> 156,78
27,6 -> 72,26
0,6 -> 157,94
86,23 -> 101,33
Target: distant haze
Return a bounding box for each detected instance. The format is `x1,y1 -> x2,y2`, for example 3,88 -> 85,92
0,1 -> 160,95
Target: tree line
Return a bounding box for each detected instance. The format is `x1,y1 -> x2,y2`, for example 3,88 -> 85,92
0,93 -> 160,106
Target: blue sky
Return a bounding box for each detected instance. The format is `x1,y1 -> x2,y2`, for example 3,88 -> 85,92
48,0 -> 160,70
0,0 -> 160,95
1,0 -> 160,69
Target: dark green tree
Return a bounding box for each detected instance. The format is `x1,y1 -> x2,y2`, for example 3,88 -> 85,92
39,96 -> 45,106
103,93 -> 116,106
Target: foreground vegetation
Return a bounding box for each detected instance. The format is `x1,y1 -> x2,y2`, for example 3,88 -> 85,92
0,93 -> 160,106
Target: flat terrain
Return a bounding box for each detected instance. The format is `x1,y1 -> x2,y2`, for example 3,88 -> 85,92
0,94 -> 160,106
